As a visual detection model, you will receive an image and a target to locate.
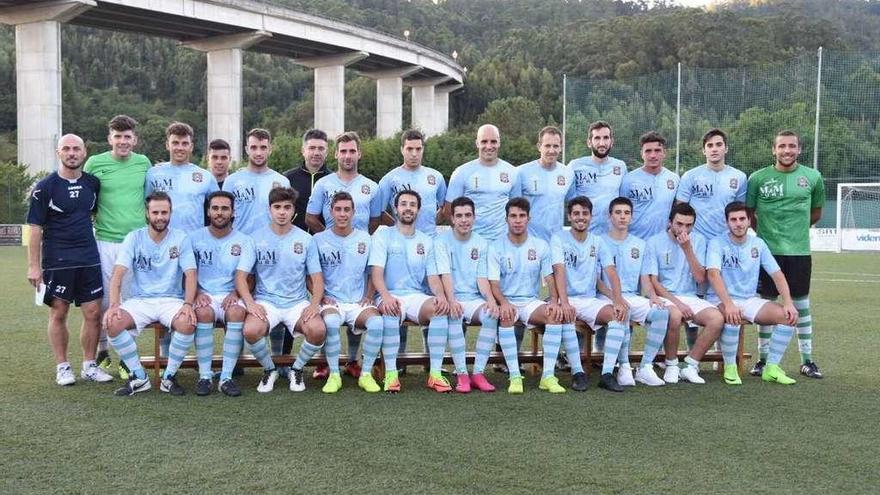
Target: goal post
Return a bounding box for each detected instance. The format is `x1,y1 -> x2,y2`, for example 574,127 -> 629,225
836,182 -> 880,252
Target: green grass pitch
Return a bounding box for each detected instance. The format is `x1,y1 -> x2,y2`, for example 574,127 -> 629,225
1,247 -> 879,494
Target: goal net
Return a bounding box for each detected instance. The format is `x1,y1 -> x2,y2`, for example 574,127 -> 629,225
836,182 -> 880,252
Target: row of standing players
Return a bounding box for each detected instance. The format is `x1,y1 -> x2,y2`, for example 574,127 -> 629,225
27,116 -> 826,396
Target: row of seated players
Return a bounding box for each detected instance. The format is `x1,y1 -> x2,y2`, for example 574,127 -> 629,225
103,185 -> 801,397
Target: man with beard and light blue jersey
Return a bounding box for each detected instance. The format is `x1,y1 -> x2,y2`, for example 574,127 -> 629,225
315,191 -> 384,394
601,197 -> 681,387
103,192 -> 198,396
366,190 -> 450,394
145,122 -> 219,233
236,188 -> 326,394
620,131 -> 680,240
552,196 -> 627,393
435,196 -> 500,393
378,129 -> 447,237
223,128 -> 290,235
706,202 -> 799,386
188,191 -> 252,397
512,126 -> 574,241
305,131 -> 382,234
676,128 -> 747,240
444,124 -> 518,242
567,121 -> 628,234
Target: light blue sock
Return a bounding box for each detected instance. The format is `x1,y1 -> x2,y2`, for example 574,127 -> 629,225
498,325 -> 520,379
381,316 -> 401,374
294,340 -> 322,370
447,317 -> 467,374
768,324 -> 795,365
641,308 -> 669,367
195,323 -> 214,379
721,324 -> 740,366
164,331 -> 194,379
219,322 -> 243,382
473,314 -> 497,374
360,316 -> 384,375
109,330 -> 146,380
322,313 -> 342,373
248,337 -> 275,371
561,323 -> 583,374
541,324 -> 562,379
427,316 -> 449,375
617,325 -> 632,367
602,322 -> 626,375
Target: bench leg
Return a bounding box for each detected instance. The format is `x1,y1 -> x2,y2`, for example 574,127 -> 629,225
737,324 -> 747,376
153,325 -> 164,388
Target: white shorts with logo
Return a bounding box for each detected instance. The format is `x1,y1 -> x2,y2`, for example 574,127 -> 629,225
260,299 -> 310,337
321,301 -> 379,335
707,296 -> 769,323
203,293 -> 246,324
98,240 -> 131,310
378,293 -> 433,323
598,294 -> 655,325
661,295 -> 716,320
120,296 -> 185,335
569,296 -> 611,329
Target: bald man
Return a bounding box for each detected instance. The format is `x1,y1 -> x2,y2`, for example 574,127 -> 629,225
27,134 -> 113,386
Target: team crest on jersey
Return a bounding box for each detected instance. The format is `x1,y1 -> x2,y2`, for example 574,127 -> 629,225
797,176 -> 809,188
500,173 -> 510,183
557,175 -> 566,186
631,247 -> 640,259
272,182 -> 282,189
361,184 -> 371,195
230,244 -> 241,256
666,179 -> 675,190
416,243 -> 425,255
470,248 -> 479,260
527,248 -> 537,261
589,245 -> 596,257
357,242 -> 366,254
427,175 -> 436,186
751,247 -> 759,259
729,178 -> 738,189
169,246 -> 180,259
613,166 -> 621,175
293,242 -> 303,254
192,172 -> 203,183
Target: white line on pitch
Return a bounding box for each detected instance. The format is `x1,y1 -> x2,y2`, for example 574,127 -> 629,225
814,278 -> 880,283
815,271 -> 880,277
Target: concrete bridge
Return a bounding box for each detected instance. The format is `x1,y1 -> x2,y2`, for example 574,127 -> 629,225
0,0 -> 464,172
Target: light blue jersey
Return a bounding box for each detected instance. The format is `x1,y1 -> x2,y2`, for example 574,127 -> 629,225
487,234 -> 553,304
602,233 -> 647,296
378,165 -> 447,237
145,162 -> 219,232
676,164 -> 747,239
116,227 -> 196,299
306,173 -> 382,232
242,226 -> 320,308
512,160 -> 574,241
550,230 -> 613,298
434,229 -> 488,302
446,159 -> 518,241
644,230 -> 707,297
189,227 -> 253,295
567,156 -> 628,234
619,166 -> 680,239
222,168 -> 290,235
313,228 -> 372,304
706,234 -> 780,300
369,226 -> 438,297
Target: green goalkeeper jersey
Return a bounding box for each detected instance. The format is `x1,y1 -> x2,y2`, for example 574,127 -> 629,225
746,163 -> 825,256
84,151 -> 150,242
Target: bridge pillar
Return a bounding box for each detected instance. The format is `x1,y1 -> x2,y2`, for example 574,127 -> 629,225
433,84 -> 462,135
0,0 -> 95,173
406,77 -> 450,138
295,52 -> 369,138
181,31 -> 271,162
360,66 -> 421,139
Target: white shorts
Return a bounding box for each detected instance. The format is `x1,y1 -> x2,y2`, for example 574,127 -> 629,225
569,296 -> 611,329
459,298 -> 487,325
202,293 -> 246,324
665,295 -> 717,319
120,297 -> 185,335
98,240 -> 131,310
321,301 -> 378,335
378,293 -> 433,323
708,296 -> 769,323
511,299 -> 546,326
260,299 -> 310,337
598,294 -> 654,325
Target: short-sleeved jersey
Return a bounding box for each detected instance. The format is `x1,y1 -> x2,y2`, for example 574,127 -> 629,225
313,228 -> 372,304
368,226 -> 438,297
487,235 -> 553,304
222,168 -> 290,235
602,233 -> 647,296
512,160 -> 574,241
446,159 -> 518,241
84,151 -> 151,242
434,229 -> 488,302
116,227 -> 196,299
241,226 -> 320,308
706,234 -> 781,300
644,230 -> 707,297
27,172 -> 101,270
145,162 -> 219,232
188,227 -> 253,295
746,164 -> 825,256
676,164 -> 747,239
619,166 -> 680,240
567,156 -> 628,234
378,165 -> 447,237
550,230 -> 613,298
306,173 -> 382,232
